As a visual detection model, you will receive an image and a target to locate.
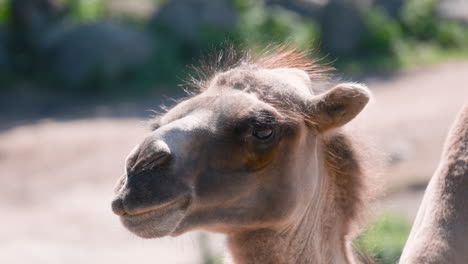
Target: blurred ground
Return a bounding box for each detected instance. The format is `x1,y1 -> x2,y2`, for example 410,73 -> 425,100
1,61 -> 467,264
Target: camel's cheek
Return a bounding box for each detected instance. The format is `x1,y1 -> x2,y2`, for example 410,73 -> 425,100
243,132 -> 298,171
244,147 -> 278,171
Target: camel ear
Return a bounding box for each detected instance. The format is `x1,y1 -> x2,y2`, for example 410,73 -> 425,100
307,83 -> 370,132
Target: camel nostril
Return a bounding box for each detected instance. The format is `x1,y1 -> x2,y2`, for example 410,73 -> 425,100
111,198 -> 127,216
125,139 -> 172,175
127,151 -> 172,175
152,152 -> 172,167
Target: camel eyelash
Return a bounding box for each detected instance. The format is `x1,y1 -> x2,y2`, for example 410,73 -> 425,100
249,110 -> 281,128
232,112 -> 280,138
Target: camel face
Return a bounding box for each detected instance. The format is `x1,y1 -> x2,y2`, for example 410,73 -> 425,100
111,56 -> 370,242
111,81 -> 305,238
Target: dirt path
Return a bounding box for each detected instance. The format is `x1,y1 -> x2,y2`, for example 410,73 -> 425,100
359,62 -> 468,190
1,62 -> 467,263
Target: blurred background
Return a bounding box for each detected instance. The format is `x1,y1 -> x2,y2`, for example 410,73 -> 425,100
0,0 -> 467,263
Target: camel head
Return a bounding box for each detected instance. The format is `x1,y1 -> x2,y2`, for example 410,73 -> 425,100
111,48 -> 370,239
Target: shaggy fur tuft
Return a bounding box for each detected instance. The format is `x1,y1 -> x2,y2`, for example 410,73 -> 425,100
183,44 -> 334,93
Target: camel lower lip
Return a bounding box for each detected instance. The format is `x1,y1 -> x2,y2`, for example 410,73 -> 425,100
124,198 -> 187,217
119,197 -> 191,238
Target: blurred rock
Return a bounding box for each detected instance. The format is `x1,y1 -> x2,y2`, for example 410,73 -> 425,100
107,0 -> 156,18
150,0 -> 236,44
267,0 -> 403,21
320,0 -> 372,56
43,22 -> 153,90
9,0 -> 154,91
374,0 -> 404,18
268,0 -> 404,56
0,27 -> 10,72
9,0 -> 65,56
265,0 -> 326,18
437,0 -> 468,23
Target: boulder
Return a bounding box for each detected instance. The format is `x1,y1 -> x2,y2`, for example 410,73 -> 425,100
43,21 -> 154,90
9,0 -> 154,90
265,0 -> 326,18
150,0 -> 236,44
0,27 -> 10,72
320,0 -> 372,56
9,0 -> 65,55
374,0 -> 404,18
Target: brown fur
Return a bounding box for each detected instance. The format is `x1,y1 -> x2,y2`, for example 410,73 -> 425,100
400,104 -> 468,264
324,133 -> 370,235
186,44 -> 333,93
112,45 -> 375,264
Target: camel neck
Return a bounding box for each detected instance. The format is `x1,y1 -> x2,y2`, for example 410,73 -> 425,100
226,205 -> 352,264
225,135 -> 357,264
399,105 -> 468,264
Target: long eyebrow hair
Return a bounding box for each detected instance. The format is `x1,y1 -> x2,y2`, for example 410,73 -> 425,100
246,110 -> 280,128
184,44 -> 334,93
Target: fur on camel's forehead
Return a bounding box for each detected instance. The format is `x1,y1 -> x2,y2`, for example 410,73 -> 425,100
158,46 -> 337,125
187,45 -> 333,94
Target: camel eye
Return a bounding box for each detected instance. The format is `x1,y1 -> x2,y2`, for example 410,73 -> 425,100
252,128 -> 273,140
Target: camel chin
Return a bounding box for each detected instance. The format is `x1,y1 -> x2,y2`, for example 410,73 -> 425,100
118,197 -> 191,239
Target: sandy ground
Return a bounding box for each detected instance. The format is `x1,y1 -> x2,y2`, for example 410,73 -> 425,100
1,61 -> 467,263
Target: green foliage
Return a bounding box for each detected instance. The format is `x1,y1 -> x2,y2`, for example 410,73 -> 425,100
0,0 -> 9,23
234,0 -> 319,50
362,7 -> 403,55
354,213 -> 411,264
347,0 -> 468,74
203,256 -> 224,264
436,21 -> 468,48
67,0 -> 107,21
401,0 -> 438,40
400,0 -> 468,49
199,232 -> 224,264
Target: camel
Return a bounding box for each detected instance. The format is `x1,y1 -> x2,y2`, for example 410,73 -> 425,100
399,104 -> 468,264
111,46 -> 375,264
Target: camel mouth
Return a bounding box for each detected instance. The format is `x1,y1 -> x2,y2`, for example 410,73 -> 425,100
124,197 -> 189,217
119,197 -> 191,238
